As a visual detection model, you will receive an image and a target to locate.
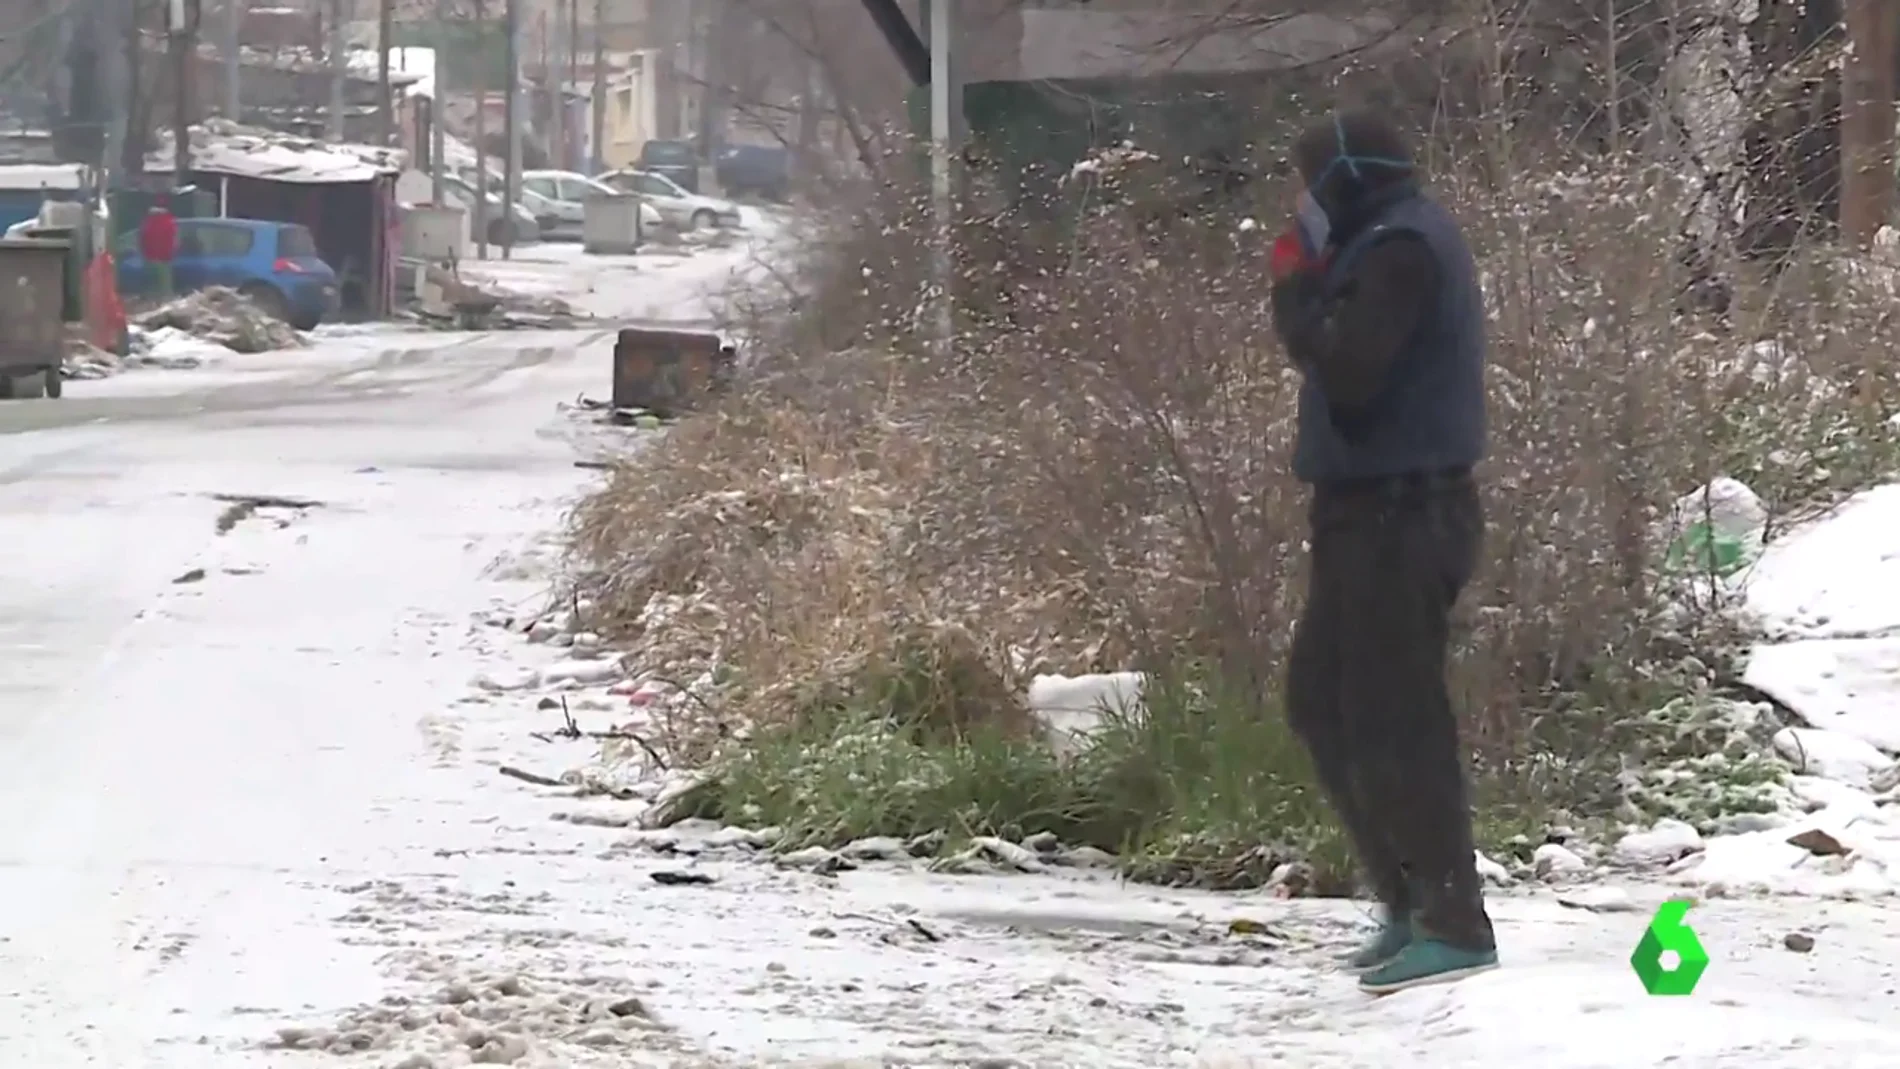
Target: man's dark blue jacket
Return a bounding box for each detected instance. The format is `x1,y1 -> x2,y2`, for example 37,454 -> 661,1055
1274,178 -> 1488,485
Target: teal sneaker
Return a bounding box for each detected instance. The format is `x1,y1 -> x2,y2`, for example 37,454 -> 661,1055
1342,915 -> 1413,971
1357,938 -> 1498,995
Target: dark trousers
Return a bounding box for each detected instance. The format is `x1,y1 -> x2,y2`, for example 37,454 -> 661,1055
1285,470 -> 1494,951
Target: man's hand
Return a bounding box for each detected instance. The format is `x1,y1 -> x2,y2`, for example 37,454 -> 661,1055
1270,243 -> 1326,370
1275,233 -> 1441,419
1270,230 -> 1311,283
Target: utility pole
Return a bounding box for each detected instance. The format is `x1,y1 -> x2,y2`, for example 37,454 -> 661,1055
503,0 -> 520,259
431,0 -> 445,203
566,0 -> 578,171
1603,0 -> 1619,155
100,0 -> 129,188
327,0 -> 346,140
170,0 -> 195,192
927,0 -> 954,355
547,6 -> 562,170
474,0 -> 489,258
1842,0 -> 1899,247
589,0 -> 604,171
377,0 -> 392,145
223,0 -> 241,120
120,0 -> 147,179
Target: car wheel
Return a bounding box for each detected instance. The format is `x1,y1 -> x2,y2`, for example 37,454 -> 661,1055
43,368 -> 61,399
690,210 -> 717,231
487,219 -> 510,246
239,282 -> 291,323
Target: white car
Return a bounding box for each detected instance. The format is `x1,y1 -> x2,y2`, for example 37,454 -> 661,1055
439,174 -> 539,245
594,168 -> 742,231
521,170 -> 662,240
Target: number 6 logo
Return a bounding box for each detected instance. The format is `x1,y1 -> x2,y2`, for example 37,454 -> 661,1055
1630,900 -> 1711,995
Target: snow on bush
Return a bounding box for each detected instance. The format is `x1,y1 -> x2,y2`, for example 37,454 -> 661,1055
564,139 -> 1900,877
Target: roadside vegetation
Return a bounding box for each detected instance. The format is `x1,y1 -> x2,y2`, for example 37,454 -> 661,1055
564,104 -> 1900,889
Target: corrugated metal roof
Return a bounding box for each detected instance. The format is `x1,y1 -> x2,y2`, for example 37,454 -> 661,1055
147,120 -> 405,184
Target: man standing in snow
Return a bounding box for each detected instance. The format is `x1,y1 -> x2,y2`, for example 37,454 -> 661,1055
1269,109 -> 1497,994
140,196 -> 178,301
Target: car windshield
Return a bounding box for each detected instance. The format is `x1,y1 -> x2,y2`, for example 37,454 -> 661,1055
575,176 -> 620,197
276,225 -> 318,258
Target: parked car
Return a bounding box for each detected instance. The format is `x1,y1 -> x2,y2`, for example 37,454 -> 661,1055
520,170 -> 663,240
115,218 -> 337,330
637,139 -> 700,193
594,169 -> 742,231
715,144 -> 790,201
440,174 -> 540,246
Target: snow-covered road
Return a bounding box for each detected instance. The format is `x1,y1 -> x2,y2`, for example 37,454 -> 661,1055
0,234 -> 1898,1066
0,323 -> 629,1063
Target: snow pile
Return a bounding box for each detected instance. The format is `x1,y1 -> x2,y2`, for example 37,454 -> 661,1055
126,324 -> 235,369
267,961 -> 689,1066
1027,670 -> 1144,758
134,286 -> 306,353
1619,480 -> 1900,897
1741,484 -> 1900,759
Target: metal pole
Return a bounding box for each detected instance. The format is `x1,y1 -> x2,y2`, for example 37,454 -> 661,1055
474,0 -> 489,258
589,0 -> 604,172
928,0 -> 952,354
548,4 -> 563,170
223,0 -> 240,119
567,0 -> 579,171
101,0 -> 128,188
171,0 -> 194,191
503,0 -> 519,259
377,0 -> 393,145
327,0 -> 345,140
430,0 -> 445,203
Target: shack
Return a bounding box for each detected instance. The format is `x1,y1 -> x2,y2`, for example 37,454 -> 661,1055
147,120 -> 405,319
0,163 -> 91,233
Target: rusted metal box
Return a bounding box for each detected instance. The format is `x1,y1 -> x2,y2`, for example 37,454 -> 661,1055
0,238 -> 70,395
610,327 -> 736,418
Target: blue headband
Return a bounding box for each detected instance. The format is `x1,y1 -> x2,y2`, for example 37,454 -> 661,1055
1323,114 -> 1413,183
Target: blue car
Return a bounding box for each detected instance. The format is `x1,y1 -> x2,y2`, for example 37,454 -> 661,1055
116,217 -> 338,330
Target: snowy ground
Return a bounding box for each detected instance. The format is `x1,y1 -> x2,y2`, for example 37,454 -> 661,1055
455,208 -> 783,323
4,223 -> 1900,1065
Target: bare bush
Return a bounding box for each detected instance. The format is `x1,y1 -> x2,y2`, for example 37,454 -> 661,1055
570,126 -> 1899,842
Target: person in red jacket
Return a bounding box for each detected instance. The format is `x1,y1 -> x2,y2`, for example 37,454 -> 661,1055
139,196 -> 179,300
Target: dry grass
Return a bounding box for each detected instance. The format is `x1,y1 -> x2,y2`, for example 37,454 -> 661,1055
565,140 -> 1900,871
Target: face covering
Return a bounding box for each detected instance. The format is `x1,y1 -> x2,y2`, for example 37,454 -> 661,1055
1293,115 -> 1416,255
1293,188 -> 1330,257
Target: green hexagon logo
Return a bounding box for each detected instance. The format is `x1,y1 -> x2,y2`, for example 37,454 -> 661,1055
1630,900 -> 1711,996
